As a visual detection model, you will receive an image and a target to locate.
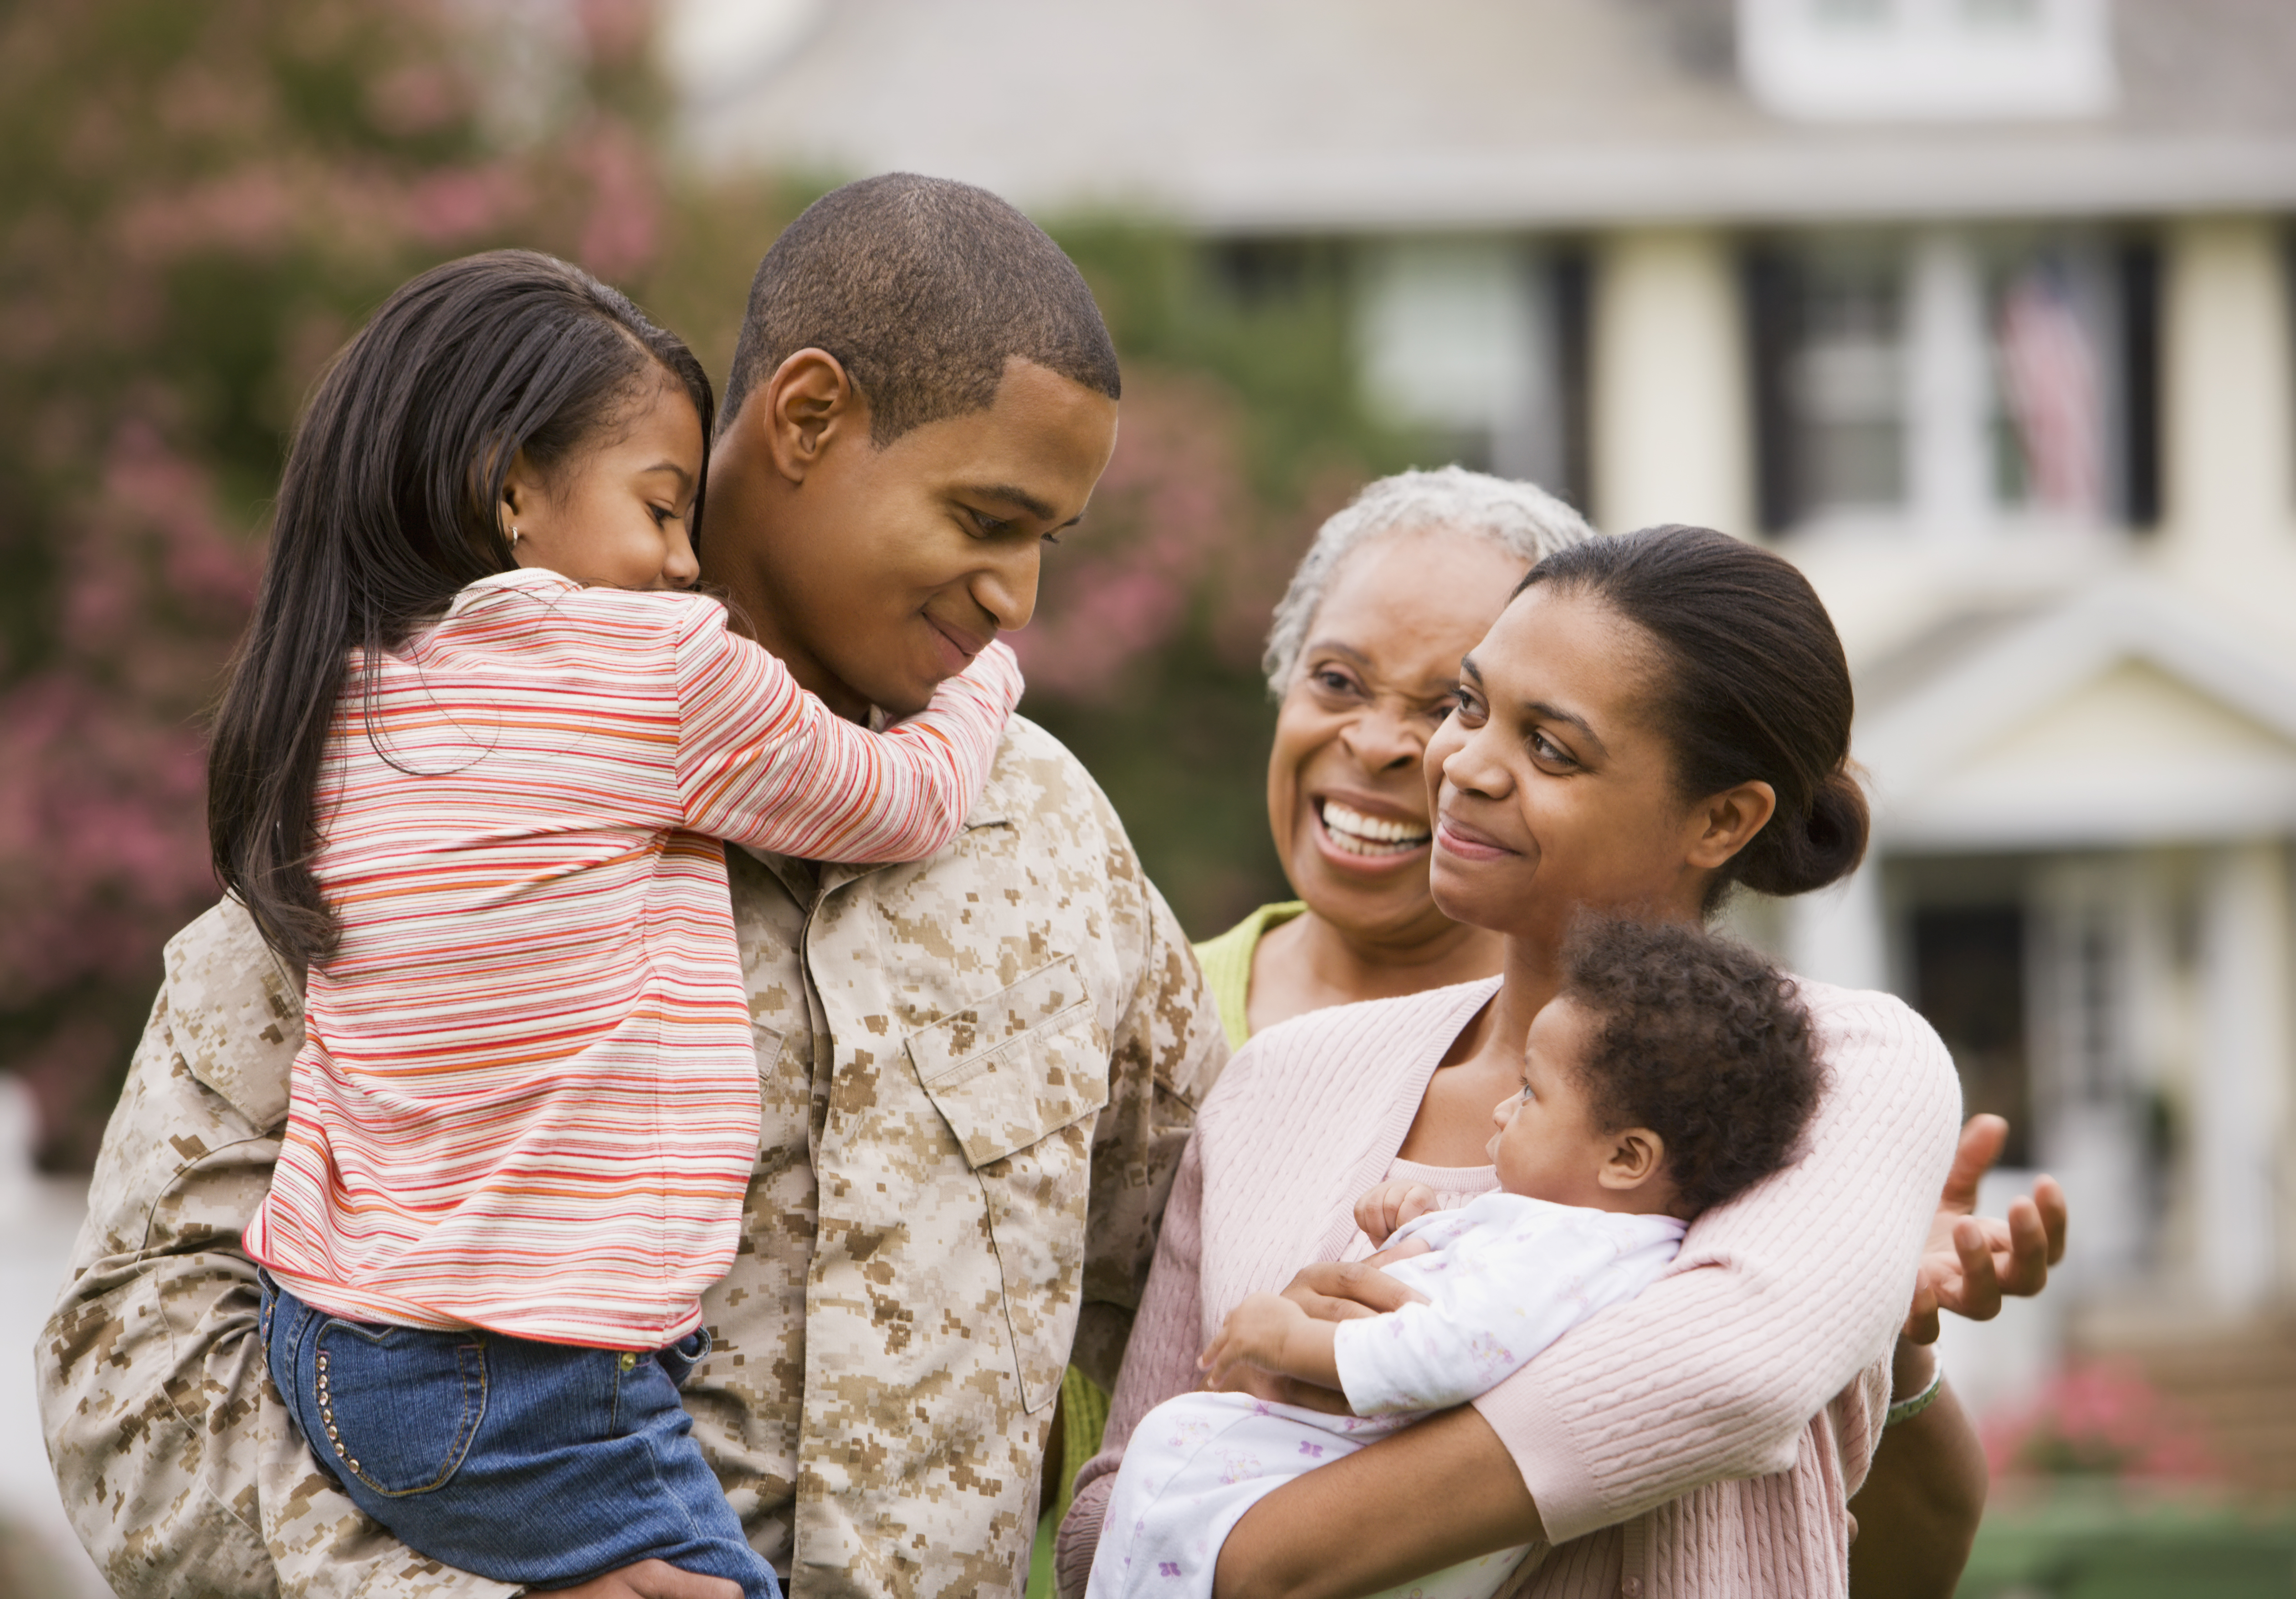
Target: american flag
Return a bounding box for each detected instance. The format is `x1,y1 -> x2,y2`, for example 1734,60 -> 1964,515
1999,260 -> 2103,518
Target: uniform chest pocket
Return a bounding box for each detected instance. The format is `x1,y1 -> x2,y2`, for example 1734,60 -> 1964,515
907,956 -> 1109,1412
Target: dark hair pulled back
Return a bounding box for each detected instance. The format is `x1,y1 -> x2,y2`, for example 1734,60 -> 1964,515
1516,524 -> 1868,908
208,250 -> 715,968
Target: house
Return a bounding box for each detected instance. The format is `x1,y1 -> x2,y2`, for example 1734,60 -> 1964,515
666,0 -> 2296,1417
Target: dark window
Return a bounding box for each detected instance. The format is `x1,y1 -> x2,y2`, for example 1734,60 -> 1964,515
1742,243 -> 1907,529
1553,248 -> 1593,516
1911,904 -> 2031,1166
2116,238 -> 2162,528
1744,247 -> 1802,534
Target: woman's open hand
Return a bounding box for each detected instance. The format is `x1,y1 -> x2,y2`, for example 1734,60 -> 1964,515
1905,1113 -> 2069,1343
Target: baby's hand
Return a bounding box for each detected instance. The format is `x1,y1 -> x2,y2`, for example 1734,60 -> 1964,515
1353,1180 -> 1439,1245
1199,1292 -> 1308,1391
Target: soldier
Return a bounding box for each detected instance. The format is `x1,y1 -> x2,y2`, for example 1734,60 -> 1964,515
39,174 -> 1226,1599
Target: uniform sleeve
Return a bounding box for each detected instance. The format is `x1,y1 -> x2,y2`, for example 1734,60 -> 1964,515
1071,862 -> 1228,1391
1332,1215 -> 1683,1416
674,606 -> 1022,863
36,902 -> 517,1599
1468,992 -> 1963,1543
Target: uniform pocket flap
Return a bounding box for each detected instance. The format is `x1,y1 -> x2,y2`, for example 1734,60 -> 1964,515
906,956 -> 1107,1170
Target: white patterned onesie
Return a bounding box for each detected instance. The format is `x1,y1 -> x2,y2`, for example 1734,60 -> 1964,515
1086,1193 -> 1686,1599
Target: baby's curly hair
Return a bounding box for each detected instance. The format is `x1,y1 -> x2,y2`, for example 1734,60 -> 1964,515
1559,915 -> 1824,1217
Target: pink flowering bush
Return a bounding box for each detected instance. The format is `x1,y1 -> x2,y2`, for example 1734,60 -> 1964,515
0,0 -> 763,1165
1983,1360 -> 2221,1484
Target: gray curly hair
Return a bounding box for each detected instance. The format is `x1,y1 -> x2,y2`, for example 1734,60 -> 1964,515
1261,466 -> 1598,696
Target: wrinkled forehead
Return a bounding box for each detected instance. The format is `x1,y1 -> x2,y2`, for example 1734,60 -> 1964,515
1310,526 -> 1532,661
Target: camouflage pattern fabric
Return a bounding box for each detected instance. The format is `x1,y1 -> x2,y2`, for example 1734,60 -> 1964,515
38,718 -> 1226,1599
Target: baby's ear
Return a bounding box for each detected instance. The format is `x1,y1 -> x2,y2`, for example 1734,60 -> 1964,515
1597,1128 -> 1666,1191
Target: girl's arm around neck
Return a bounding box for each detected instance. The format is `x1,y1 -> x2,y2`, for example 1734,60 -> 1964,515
674,610 -> 1022,863
1214,1405 -> 1544,1599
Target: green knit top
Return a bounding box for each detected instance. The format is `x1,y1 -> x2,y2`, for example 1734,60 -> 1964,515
1189,900 -> 1307,1052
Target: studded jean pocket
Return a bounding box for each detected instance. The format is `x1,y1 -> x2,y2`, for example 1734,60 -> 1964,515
309,1317 -> 489,1498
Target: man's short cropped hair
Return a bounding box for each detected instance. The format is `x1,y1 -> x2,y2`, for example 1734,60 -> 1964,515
1559,914 -> 1824,1217
721,172 -> 1122,445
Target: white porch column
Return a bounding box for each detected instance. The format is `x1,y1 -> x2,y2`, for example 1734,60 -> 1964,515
2162,219 -> 2296,589
2194,841 -> 2294,1310
1784,859 -> 1889,993
1905,230 -> 1992,540
1591,229 -> 1753,537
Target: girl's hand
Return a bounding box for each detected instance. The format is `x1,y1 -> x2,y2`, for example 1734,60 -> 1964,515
1199,1292 -> 1308,1389
1904,1113 -> 2069,1343
1354,1180 -> 1440,1244
538,1559 -> 743,1598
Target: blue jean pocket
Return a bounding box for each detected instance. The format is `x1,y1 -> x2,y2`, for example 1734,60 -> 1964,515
312,1317 -> 489,1498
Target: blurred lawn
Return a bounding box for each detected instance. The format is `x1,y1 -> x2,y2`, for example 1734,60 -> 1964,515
1961,1484 -> 2296,1597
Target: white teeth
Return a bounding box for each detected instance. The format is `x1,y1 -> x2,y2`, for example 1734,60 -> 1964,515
1320,801 -> 1431,856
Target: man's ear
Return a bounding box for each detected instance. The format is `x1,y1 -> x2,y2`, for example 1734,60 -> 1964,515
1597,1128 -> 1666,1191
763,348 -> 869,485
1684,779 -> 1777,872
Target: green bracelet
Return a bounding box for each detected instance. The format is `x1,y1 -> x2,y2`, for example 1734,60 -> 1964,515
1885,1364 -> 1946,1427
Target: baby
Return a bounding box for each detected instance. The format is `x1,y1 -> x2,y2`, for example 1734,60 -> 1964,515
1087,916 -> 1825,1599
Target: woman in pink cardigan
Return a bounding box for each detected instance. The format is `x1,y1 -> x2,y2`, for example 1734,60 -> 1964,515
1066,524 -> 1981,1598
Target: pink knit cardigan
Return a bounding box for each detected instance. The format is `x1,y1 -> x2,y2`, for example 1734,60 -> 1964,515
1060,976 -> 1961,1599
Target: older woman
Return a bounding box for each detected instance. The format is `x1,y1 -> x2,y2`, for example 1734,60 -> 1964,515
1191,470 -> 1576,1040
1056,478 -> 2065,1599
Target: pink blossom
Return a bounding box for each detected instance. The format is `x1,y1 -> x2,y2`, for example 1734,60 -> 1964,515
115,168 -> 296,262
575,122 -> 661,280
405,165 -> 528,246
1982,1360 -> 2222,1484
368,63 -> 463,136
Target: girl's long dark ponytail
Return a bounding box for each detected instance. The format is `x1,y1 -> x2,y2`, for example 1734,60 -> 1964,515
208,250 -> 714,968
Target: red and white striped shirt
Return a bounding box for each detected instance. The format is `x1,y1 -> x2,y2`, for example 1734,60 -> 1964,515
245,569 -> 1022,1348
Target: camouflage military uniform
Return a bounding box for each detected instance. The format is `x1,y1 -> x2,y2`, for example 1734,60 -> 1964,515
38,718 -> 1225,1599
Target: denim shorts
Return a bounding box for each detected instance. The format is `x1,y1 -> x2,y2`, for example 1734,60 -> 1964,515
260,1274 -> 780,1599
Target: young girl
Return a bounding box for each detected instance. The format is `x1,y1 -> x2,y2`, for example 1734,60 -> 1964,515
1086,917 -> 1825,1599
212,251 -> 1024,1599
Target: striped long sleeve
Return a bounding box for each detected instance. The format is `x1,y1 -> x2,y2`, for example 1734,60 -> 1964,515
673,597 -> 1021,862
243,570 -> 1022,1348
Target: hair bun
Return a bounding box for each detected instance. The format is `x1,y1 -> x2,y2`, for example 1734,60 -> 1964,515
1742,765 -> 1869,897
